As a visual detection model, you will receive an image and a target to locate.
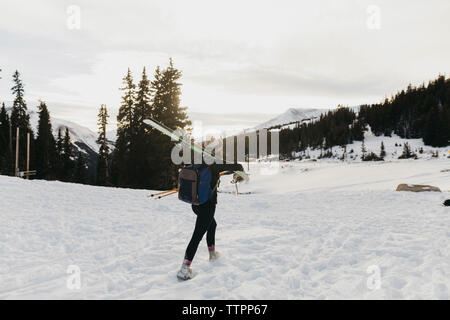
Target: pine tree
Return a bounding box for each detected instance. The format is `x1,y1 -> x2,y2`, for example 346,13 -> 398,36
61,127 -> 74,181
55,127 -> 64,179
56,128 -> 63,155
0,103 -> 9,160
74,151 -> 86,184
361,139 -> 367,159
117,68 -> 136,139
0,103 -> 13,175
112,68 -> 136,187
96,104 -> 110,186
134,67 -> 152,127
131,67 -> 155,188
35,101 -> 57,179
149,58 -> 191,189
111,61 -> 191,189
379,141 -> 386,159
152,59 -> 190,129
436,107 -> 450,147
423,106 -> 439,146
399,142 -> 413,159
10,70 -> 33,171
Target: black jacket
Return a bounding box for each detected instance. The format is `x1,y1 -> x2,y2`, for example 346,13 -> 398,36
208,163 -> 244,204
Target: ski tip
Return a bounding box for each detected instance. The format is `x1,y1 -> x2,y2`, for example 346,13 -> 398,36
143,119 -> 153,125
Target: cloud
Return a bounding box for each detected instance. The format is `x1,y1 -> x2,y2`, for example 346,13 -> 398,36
1,0 -> 449,131
189,65 -> 394,98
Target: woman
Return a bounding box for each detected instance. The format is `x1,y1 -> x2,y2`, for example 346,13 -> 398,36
177,162 -> 245,280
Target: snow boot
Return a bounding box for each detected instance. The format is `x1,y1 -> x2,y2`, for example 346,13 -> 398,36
208,246 -> 220,261
177,260 -> 194,281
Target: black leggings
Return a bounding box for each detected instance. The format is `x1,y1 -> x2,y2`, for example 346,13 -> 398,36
184,200 -> 217,261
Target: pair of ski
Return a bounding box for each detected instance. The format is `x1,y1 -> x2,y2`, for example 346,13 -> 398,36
143,118 -> 249,182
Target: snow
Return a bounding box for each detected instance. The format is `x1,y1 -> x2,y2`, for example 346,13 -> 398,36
293,127 -> 449,162
253,108 -> 327,130
0,157 -> 449,299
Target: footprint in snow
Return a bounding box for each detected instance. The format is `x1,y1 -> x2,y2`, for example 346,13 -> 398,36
434,283 -> 449,299
250,202 -> 270,209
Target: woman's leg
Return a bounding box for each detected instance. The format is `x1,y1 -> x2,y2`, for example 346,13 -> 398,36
206,218 -> 217,248
184,201 -> 215,262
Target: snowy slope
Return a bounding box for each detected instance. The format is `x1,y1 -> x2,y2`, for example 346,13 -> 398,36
250,111 -> 450,162
253,108 -> 327,130
21,108 -> 114,172
292,126 -> 450,161
27,110 -> 101,172
3,107 -> 104,154
1,158 -> 449,299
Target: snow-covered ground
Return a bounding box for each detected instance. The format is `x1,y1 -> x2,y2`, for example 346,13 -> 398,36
1,157 -> 449,299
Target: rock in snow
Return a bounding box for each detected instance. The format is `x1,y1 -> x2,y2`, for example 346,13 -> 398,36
396,184 -> 441,192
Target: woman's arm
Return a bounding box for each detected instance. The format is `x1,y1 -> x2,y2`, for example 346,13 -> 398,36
210,163 -> 244,176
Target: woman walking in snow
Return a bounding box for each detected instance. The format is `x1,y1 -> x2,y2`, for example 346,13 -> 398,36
177,162 -> 244,280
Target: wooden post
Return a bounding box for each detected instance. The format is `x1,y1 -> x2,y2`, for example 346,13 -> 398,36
15,127 -> 19,177
9,122 -> 13,175
26,132 -> 30,180
247,154 -> 249,171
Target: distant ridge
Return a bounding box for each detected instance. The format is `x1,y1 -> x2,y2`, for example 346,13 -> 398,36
252,108 -> 327,130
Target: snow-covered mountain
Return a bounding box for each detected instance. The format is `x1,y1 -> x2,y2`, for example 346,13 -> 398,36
30,110 -> 108,173
27,110 -> 102,153
252,107 -> 327,130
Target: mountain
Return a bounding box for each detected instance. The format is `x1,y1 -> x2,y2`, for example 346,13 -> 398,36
252,107 -> 328,130
32,110 -> 111,173
28,110 -> 101,152
6,107 -> 114,174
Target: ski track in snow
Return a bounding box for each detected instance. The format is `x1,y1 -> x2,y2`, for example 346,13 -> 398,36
0,159 -> 450,299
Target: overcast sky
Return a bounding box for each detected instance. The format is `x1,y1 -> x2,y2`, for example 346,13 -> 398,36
1,0 -> 449,131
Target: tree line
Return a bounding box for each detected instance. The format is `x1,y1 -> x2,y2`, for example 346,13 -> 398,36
0,59 -> 191,189
0,71 -> 93,183
111,59 -> 190,189
2,69 -> 448,185
359,75 -> 450,147
277,75 -> 450,157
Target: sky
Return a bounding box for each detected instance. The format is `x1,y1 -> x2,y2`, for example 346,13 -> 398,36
1,0 -> 450,132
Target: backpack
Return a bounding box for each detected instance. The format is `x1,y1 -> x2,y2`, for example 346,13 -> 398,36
178,164 -> 215,205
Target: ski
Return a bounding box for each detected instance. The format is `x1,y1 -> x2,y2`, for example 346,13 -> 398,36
143,118 -> 249,181
143,118 -> 206,156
